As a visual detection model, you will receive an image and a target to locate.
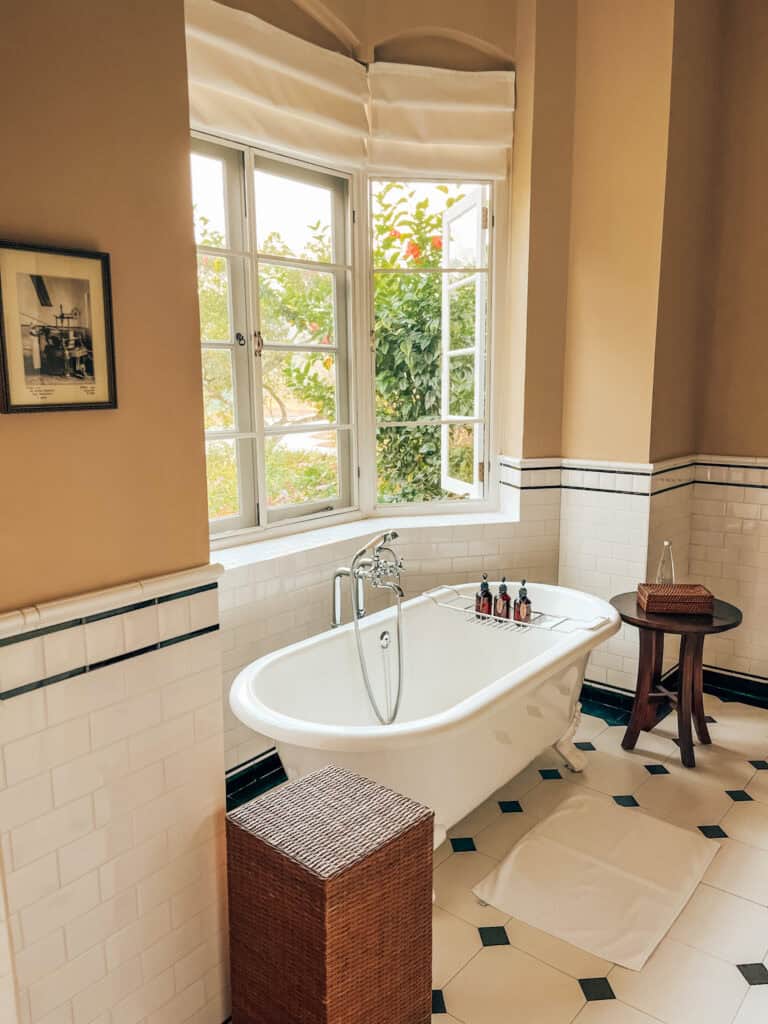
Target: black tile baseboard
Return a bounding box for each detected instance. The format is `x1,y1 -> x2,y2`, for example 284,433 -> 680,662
225,749 -> 287,811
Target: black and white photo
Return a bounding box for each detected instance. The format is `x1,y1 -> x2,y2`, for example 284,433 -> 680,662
0,241 -> 116,412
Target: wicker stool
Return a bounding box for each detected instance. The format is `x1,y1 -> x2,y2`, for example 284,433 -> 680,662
226,763 -> 434,1024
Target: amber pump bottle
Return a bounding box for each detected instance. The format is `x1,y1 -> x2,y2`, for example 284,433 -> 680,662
475,573 -> 493,619
514,580 -> 532,622
494,577 -> 511,619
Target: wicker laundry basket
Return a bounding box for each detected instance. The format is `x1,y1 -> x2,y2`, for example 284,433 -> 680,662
226,763 -> 434,1024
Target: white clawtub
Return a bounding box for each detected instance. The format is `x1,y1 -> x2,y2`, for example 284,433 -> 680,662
230,582 -> 621,846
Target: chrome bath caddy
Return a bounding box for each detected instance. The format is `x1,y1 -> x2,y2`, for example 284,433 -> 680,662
423,585 -> 609,635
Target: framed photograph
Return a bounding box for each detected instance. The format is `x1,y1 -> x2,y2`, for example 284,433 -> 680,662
0,240 -> 116,412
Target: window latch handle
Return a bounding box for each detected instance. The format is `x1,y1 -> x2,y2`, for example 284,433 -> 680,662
254,330 -> 264,357
235,332 -> 246,346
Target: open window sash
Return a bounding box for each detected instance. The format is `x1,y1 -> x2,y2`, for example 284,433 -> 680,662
440,188 -> 487,498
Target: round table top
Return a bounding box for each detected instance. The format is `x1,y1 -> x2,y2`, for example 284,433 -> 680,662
610,592 -> 742,635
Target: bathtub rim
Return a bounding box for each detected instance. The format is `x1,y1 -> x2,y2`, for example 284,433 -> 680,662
229,582 -> 621,753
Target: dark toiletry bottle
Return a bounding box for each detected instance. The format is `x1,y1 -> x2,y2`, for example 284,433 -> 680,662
475,573 -> 493,619
494,577 -> 511,619
514,580 -> 532,623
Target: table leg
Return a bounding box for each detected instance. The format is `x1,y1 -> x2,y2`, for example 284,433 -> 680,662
623,628 -> 664,750
677,633 -> 699,768
689,634 -> 710,744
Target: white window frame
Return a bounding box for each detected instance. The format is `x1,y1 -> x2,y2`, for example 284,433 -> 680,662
193,133 -> 358,539
195,133 -> 502,547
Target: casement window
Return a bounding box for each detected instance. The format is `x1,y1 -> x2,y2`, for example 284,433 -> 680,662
371,180 -> 491,506
191,137 -> 354,533
191,138 -> 493,539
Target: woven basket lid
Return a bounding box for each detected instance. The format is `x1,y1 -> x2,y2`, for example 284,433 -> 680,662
227,764 -> 433,879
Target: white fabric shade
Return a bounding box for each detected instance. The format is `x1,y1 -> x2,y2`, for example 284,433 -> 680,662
367,62 -> 515,179
185,0 -> 515,179
186,0 -> 369,168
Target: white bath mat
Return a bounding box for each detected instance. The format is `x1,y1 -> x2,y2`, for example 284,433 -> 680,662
472,792 -> 719,970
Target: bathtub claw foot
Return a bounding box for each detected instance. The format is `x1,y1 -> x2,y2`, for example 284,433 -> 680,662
554,703 -> 587,773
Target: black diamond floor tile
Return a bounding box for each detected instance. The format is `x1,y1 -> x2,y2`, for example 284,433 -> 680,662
575,741 -> 596,751
432,989 -> 447,1013
645,764 -> 670,775
738,964 -> 768,986
705,715 -> 717,723
478,925 -> 510,947
613,794 -> 639,807
450,837 -> 476,852
750,760 -> 768,770
699,825 -> 728,839
726,789 -> 753,802
539,769 -> 562,780
498,800 -> 523,813
579,978 -> 615,1001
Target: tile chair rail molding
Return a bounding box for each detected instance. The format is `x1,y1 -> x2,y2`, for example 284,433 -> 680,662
0,563 -> 228,1024
0,564 -> 223,700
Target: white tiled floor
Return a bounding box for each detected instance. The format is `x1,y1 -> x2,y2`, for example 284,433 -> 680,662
431,695 -> 768,1024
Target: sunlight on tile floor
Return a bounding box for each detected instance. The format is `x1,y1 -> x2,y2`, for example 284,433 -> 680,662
431,695 -> 768,1024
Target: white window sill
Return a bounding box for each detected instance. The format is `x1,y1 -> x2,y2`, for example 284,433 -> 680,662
213,509 -> 516,571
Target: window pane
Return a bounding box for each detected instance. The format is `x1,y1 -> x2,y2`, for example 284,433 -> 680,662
445,423 -> 476,489
262,350 -> 336,427
448,274 -> 479,350
259,264 -> 335,347
448,354 -> 475,417
371,181 -> 487,269
445,191 -> 489,269
206,439 -> 240,519
255,170 -> 333,263
202,349 -> 235,431
265,432 -> 339,507
191,154 -> 228,247
197,254 -> 231,343
374,273 -> 441,422
375,425 -> 442,503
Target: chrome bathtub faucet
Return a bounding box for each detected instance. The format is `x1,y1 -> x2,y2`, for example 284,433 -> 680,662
331,531 -> 405,627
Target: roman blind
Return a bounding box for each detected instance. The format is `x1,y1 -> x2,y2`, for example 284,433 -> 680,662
185,0 -> 515,179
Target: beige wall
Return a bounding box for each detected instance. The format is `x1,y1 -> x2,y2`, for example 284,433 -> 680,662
560,0 -> 675,464
698,0 -> 768,457
520,0 -> 576,459
0,0 -> 210,614
650,0 -> 722,462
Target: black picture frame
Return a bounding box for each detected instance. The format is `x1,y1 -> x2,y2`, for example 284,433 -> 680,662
0,239 -> 117,413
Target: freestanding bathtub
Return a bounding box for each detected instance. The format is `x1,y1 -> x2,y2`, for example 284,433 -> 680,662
230,582 -> 620,846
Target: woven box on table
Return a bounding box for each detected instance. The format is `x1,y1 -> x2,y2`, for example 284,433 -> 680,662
226,763 -> 434,1024
637,583 -> 714,615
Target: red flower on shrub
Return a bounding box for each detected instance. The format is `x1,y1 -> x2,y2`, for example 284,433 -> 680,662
431,236 -> 443,250
389,228 -> 401,238
405,239 -> 422,261
308,321 -> 319,332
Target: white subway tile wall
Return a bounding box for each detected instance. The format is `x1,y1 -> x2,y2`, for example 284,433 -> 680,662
0,577 -> 226,1024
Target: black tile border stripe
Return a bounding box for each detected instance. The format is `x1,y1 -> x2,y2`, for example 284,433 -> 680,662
0,582 -> 217,649
651,480 -> 694,496
0,623 -> 219,701
584,667 -> 768,711
226,749 -> 287,811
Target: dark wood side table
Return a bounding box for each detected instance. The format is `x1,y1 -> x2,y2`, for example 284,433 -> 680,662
610,593 -> 742,768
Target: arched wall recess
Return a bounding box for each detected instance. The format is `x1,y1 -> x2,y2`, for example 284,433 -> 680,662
373,25 -> 514,72
292,0 -> 363,59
